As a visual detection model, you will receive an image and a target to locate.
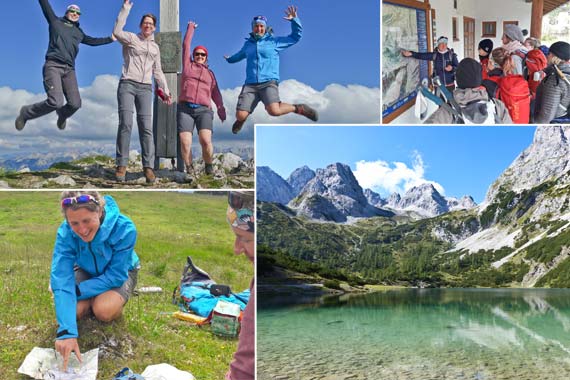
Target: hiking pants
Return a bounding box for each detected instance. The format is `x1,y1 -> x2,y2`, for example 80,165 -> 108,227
116,80 -> 154,168
22,59 -> 81,121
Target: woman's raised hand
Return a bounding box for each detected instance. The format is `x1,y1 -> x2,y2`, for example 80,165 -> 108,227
188,21 -> 198,29
123,0 -> 133,10
284,5 -> 298,20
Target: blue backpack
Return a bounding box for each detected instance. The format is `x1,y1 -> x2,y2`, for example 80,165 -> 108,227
172,257 -> 250,318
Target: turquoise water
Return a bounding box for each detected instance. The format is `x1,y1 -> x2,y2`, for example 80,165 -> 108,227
257,289 -> 570,380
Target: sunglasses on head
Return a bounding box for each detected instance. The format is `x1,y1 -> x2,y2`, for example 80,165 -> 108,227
194,52 -> 207,57
68,9 -> 81,15
61,194 -> 99,208
228,191 -> 253,210
253,16 -> 267,22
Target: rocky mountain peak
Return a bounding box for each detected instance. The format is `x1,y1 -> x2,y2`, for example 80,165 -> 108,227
256,166 -> 295,204
289,162 -> 393,222
364,188 -> 386,207
287,165 -> 316,196
387,192 -> 401,207
485,126 -> 570,206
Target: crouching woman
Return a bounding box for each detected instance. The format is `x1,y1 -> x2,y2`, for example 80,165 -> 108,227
51,191 -> 140,371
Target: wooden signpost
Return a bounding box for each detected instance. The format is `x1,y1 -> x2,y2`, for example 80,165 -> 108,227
153,0 -> 184,171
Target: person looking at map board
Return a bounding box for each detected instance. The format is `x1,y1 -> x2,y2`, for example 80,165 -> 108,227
401,36 -> 458,93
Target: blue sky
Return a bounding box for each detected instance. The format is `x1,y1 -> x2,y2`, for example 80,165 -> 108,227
3,0 -> 379,92
256,126 -> 537,203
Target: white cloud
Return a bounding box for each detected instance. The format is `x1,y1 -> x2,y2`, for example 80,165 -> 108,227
353,152 -> 445,196
0,76 -> 379,159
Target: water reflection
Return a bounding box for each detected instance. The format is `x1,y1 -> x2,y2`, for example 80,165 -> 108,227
258,289 -> 570,380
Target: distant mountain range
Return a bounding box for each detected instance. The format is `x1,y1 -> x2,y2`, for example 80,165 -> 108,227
257,126 -> 570,288
0,146 -> 254,172
257,163 -> 476,222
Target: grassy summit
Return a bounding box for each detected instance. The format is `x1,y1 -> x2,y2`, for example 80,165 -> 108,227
0,192 -> 252,379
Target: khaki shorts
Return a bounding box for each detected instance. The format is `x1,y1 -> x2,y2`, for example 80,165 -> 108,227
74,266 -> 138,302
237,80 -> 280,113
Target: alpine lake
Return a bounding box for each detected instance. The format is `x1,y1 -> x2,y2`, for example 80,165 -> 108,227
257,288 -> 570,380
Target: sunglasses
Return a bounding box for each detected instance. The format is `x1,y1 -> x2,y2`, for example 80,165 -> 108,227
61,194 -> 99,208
253,16 -> 267,22
194,52 -> 207,57
68,9 -> 81,15
228,191 -> 253,210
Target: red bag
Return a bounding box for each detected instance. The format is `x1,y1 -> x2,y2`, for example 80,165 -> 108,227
525,49 -> 547,97
496,74 -> 531,124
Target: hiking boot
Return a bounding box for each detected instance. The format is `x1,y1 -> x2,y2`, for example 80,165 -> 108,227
232,119 -> 245,134
295,104 -> 319,122
115,166 -> 127,182
205,163 -> 214,175
15,107 -> 27,131
56,115 -> 67,130
185,163 -> 194,175
144,167 -> 156,184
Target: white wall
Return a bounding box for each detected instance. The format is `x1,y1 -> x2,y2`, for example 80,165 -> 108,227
387,0 -> 532,124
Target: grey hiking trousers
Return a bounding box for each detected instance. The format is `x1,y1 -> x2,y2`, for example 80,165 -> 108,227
21,59 -> 81,121
116,80 -> 154,168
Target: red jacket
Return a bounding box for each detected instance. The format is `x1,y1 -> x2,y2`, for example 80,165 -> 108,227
481,57 -> 490,80
226,279 -> 254,380
180,25 -> 225,120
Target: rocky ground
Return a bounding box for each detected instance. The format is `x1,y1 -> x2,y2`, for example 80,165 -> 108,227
0,152 -> 254,189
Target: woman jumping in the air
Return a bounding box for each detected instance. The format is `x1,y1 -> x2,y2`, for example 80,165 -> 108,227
225,6 -> 318,134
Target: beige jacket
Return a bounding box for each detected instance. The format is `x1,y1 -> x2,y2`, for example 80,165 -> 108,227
113,5 -> 169,94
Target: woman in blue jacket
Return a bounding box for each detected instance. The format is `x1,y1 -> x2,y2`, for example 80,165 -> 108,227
51,191 -> 139,371
402,36 -> 459,92
225,6 -> 318,134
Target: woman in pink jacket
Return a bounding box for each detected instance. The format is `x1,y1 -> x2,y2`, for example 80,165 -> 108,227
178,21 -> 226,177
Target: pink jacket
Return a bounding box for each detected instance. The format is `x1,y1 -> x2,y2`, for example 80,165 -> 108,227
180,24 -> 225,121
226,279 -> 254,380
113,5 -> 169,95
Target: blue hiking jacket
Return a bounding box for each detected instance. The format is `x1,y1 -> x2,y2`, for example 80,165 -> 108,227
51,195 -> 140,339
226,18 -> 302,84
411,49 -> 459,87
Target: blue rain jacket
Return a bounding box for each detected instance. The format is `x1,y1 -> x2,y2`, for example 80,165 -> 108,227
51,195 -> 140,339
226,17 -> 302,84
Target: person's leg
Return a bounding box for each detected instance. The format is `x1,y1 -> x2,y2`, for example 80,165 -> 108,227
116,81 -> 136,178
17,61 -> 65,130
178,103 -> 196,170
261,81 -> 318,121
56,67 -> 82,129
233,85 -> 259,134
91,290 -> 125,322
265,102 -> 295,116
199,129 -> 213,161
134,84 -> 155,182
92,268 -> 138,322
74,267 -> 93,319
76,299 -> 93,320
195,108 -> 214,170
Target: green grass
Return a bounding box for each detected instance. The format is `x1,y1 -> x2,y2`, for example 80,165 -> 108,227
0,192 -> 252,379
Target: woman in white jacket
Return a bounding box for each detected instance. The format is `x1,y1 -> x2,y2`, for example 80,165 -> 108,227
113,0 -> 172,184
